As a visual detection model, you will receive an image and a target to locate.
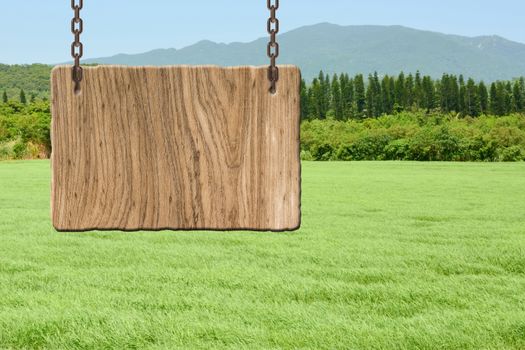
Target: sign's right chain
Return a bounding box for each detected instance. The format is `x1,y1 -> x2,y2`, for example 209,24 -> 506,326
267,0 -> 279,94
71,0 -> 84,94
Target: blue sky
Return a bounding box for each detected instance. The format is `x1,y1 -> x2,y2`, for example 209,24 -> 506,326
1,0 -> 524,64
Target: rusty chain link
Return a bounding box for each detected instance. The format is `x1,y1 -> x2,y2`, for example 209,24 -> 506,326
267,0 -> 279,93
71,0 -> 84,94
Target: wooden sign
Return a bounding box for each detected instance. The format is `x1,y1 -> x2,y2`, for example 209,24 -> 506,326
51,65 -> 301,231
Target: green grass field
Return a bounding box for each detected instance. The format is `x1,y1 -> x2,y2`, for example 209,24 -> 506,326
0,161 -> 524,349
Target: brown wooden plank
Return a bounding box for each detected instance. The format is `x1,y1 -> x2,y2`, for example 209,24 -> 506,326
51,65 -> 301,231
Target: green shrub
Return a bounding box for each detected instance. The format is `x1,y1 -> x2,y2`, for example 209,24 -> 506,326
312,143 -> 335,161
300,150 -> 314,161
384,139 -> 410,160
13,140 -> 27,159
457,135 -> 498,161
335,131 -> 392,161
0,143 -> 12,159
0,101 -> 51,159
500,146 -> 524,162
300,113 -> 525,162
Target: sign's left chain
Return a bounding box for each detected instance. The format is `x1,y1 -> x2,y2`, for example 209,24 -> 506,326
71,0 -> 84,94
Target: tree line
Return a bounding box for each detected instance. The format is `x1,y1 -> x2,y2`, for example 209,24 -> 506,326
2,65 -> 525,119
300,71 -> 525,120
2,89 -> 37,104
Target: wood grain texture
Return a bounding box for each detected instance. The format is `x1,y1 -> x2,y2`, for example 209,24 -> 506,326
51,65 -> 301,231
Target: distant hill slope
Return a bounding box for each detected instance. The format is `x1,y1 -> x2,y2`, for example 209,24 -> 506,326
83,23 -> 525,81
0,64 -> 51,100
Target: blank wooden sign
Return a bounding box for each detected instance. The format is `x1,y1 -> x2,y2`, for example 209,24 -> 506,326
51,65 -> 301,231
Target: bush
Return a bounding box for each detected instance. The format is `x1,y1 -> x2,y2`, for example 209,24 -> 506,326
335,131 -> 392,160
300,113 -> 525,162
384,139 -> 410,160
457,135 -> 498,161
0,101 -> 51,160
407,126 -> 460,161
500,146 -> 524,162
13,140 -> 27,159
312,143 -> 336,161
300,150 -> 314,161
0,142 -> 13,160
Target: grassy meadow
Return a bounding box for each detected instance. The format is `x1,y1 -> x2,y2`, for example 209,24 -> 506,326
0,160 -> 524,349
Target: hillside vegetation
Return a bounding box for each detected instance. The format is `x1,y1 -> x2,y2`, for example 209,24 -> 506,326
1,66 -> 525,161
0,64 -> 51,101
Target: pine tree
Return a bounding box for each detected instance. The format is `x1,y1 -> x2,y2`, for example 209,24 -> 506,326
20,89 -> 27,104
316,71 -> 331,118
440,74 -> 450,112
465,78 -> 481,117
434,79 -> 442,111
381,75 -> 393,114
489,83 -> 499,115
478,82 -> 488,114
321,71 -> 331,117
311,78 -> 324,119
388,76 -> 396,112
307,86 -> 316,118
365,73 -> 382,117
439,74 -> 460,113
519,77 -> 525,113
331,74 -> 343,120
2,90 -> 7,103
354,74 -> 366,118
340,74 -> 354,120
414,71 -> 423,110
449,75 -> 460,112
365,75 -> 375,117
422,76 -> 435,111
490,82 -> 508,116
300,79 -> 309,120
405,73 -> 415,109
394,72 -> 406,111
394,72 -> 405,110
370,72 -> 383,117
458,75 -> 466,115
505,82 -> 513,115
512,80 -> 523,113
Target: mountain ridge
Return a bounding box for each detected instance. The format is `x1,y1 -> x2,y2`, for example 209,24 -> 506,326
77,23 -> 525,81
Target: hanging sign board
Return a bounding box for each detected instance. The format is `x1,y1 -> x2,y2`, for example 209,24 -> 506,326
51,65 -> 301,231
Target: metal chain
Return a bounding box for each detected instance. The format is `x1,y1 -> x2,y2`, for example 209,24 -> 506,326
267,0 -> 279,94
68,1 -> 279,94
71,0 -> 84,94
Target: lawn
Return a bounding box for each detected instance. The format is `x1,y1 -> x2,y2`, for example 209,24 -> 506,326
0,160 -> 524,349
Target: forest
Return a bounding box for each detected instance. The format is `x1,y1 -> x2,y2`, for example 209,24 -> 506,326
1,65 -> 524,161
300,71 -> 525,120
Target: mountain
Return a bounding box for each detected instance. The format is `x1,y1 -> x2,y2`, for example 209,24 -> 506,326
82,23 -> 525,82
